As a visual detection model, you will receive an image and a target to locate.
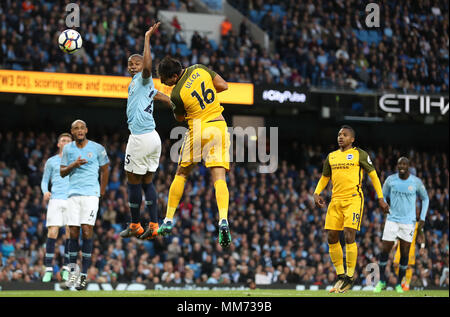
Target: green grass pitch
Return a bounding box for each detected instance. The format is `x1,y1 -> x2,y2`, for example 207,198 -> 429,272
0,289 -> 448,297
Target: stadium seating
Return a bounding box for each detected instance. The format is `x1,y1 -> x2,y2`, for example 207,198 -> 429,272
0,0 -> 448,93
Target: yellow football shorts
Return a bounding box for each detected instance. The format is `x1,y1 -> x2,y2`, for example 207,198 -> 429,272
179,119 -> 230,170
394,222 -> 419,265
325,195 -> 364,231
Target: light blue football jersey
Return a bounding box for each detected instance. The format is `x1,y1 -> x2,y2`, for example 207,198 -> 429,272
127,71 -> 157,135
61,140 -> 109,197
41,154 -> 70,200
383,173 -> 429,224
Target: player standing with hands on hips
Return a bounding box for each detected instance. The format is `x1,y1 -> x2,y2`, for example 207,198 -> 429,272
60,119 -> 109,290
314,125 -> 390,293
120,21 -> 173,240
373,157 -> 429,293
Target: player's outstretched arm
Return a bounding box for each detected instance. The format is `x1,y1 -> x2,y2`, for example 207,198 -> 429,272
154,91 -> 185,121
154,91 -> 172,108
142,21 -> 161,79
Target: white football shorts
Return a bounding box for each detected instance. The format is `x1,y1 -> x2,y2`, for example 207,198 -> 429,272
67,196 -> 99,226
124,130 -> 161,175
46,199 -> 68,227
382,219 -> 416,243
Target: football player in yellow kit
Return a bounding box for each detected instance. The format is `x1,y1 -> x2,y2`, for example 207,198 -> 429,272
314,125 -> 390,293
148,56 -> 231,248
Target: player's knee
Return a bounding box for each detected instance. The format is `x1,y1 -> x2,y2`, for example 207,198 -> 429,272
47,227 -> 59,239
143,172 -> 154,184
81,226 -> 93,239
127,172 -> 142,184
343,228 -> 356,244
176,165 -> 191,178
69,226 -> 80,238
327,231 -> 340,244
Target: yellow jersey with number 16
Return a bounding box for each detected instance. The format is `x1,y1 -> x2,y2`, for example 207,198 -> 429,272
170,64 -> 224,129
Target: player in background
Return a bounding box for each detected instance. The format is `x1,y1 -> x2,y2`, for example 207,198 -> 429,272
154,56 -> 232,247
60,120 -> 109,290
41,132 -> 73,282
119,21 -> 171,240
314,125 -> 389,293
374,157 -> 429,293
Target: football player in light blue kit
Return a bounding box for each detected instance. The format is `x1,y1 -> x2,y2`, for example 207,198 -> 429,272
120,21 -> 173,240
374,157 -> 429,293
60,119 -> 109,290
41,132 -> 72,282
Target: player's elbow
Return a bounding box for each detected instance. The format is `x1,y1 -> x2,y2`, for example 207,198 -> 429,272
217,82 -> 228,92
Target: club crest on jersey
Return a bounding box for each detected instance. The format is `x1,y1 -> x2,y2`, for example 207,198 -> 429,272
408,185 -> 414,192
347,154 -> 353,160
87,152 -> 93,158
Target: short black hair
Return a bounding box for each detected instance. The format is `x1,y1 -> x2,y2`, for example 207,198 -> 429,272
157,56 -> 182,79
340,125 -> 355,138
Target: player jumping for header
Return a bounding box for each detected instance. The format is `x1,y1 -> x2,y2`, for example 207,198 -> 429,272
155,56 -> 231,247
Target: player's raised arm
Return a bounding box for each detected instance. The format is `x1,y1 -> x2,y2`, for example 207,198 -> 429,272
142,21 -> 160,79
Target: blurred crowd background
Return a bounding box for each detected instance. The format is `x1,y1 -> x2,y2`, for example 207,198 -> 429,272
1,0 -> 448,93
0,130 -> 448,288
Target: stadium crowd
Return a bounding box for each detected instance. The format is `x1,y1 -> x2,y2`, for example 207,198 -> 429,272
0,130 -> 448,288
1,0 -> 449,93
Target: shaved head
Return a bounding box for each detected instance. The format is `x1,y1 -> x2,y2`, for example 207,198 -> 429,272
71,119 -> 87,129
397,156 -> 409,165
128,54 -> 143,61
